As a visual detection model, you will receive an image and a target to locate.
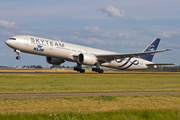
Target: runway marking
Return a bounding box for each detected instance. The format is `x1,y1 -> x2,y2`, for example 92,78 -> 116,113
0,92 -> 180,98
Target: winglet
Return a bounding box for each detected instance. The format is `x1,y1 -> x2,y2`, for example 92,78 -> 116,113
139,38 -> 160,62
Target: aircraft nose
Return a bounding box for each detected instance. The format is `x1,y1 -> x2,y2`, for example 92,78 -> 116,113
5,40 -> 10,45
5,39 -> 13,46
5,40 -> 9,45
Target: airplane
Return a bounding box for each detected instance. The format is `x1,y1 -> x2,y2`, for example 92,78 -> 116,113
5,35 -> 175,73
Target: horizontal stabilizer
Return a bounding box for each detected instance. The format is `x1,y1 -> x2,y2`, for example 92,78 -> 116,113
146,63 -> 176,66
146,63 -> 176,69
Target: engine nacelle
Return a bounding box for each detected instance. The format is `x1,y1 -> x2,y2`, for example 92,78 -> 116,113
78,53 -> 97,65
46,57 -> 65,65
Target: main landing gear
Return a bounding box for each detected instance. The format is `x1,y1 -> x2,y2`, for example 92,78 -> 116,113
74,64 -> 104,74
14,50 -> 21,60
74,63 -> 85,73
92,67 -> 104,73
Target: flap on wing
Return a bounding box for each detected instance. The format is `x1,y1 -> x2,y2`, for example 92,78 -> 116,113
95,49 -> 173,61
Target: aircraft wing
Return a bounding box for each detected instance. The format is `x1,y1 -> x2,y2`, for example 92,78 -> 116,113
95,49 -> 173,61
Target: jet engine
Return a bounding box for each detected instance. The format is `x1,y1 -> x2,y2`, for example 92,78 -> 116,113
46,57 -> 65,65
78,53 -> 97,65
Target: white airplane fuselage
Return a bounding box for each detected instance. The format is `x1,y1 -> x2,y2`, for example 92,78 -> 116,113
5,35 -> 157,71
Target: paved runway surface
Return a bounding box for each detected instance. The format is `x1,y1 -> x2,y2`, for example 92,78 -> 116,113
0,72 -> 180,74
1,92 -> 180,98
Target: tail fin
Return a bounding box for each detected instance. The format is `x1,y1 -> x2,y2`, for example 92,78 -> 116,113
139,38 -> 160,62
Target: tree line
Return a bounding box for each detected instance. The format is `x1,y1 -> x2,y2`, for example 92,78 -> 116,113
156,66 -> 180,72
21,65 -> 180,72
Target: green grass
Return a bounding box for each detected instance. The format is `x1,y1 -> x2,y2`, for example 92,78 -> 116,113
1,95 -> 180,114
1,72 -> 180,119
0,110 -> 180,120
0,74 -> 180,94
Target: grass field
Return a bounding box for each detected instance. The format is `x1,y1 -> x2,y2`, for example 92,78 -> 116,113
1,109 -> 179,120
1,95 -> 180,113
0,73 -> 180,94
0,95 -> 180,119
0,70 -> 180,119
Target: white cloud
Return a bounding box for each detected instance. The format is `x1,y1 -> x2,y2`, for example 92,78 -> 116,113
82,26 -> 114,38
84,26 -> 103,33
20,30 -> 34,34
119,33 -> 129,38
99,6 -> 127,19
0,20 -> 18,29
20,30 -> 44,35
159,31 -> 179,38
80,37 -> 104,44
0,31 -> 14,36
69,36 -> 104,45
118,40 -> 136,47
57,26 -> 131,47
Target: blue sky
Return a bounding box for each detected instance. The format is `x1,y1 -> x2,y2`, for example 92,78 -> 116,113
0,0 -> 180,67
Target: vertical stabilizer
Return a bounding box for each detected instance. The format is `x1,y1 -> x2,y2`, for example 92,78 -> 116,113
139,38 -> 160,62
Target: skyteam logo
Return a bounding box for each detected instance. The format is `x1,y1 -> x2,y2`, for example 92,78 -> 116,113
33,45 -> 44,52
148,45 -> 155,55
115,57 -> 139,70
148,45 -> 155,51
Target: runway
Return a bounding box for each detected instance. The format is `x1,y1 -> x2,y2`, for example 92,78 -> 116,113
0,92 -> 180,98
0,72 -> 180,74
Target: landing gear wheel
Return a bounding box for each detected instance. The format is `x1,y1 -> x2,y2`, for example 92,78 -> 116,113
14,50 -> 21,60
74,67 -> 77,71
98,69 -> 104,73
74,67 -> 79,71
80,69 -> 85,73
74,64 -> 85,73
16,56 -> 21,60
92,67 -> 104,73
77,68 -> 81,71
92,68 -> 96,71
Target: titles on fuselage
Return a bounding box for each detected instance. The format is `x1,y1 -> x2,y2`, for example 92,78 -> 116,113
31,38 -> 65,47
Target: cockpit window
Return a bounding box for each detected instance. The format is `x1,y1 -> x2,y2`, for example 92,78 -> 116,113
9,38 -> 16,40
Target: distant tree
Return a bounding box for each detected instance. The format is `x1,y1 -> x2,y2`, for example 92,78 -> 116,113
157,66 -> 180,72
35,65 -> 42,69
51,64 -> 61,68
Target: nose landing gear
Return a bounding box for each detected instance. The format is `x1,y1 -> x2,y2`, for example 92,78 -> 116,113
16,56 -> 21,60
14,50 -> 21,60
